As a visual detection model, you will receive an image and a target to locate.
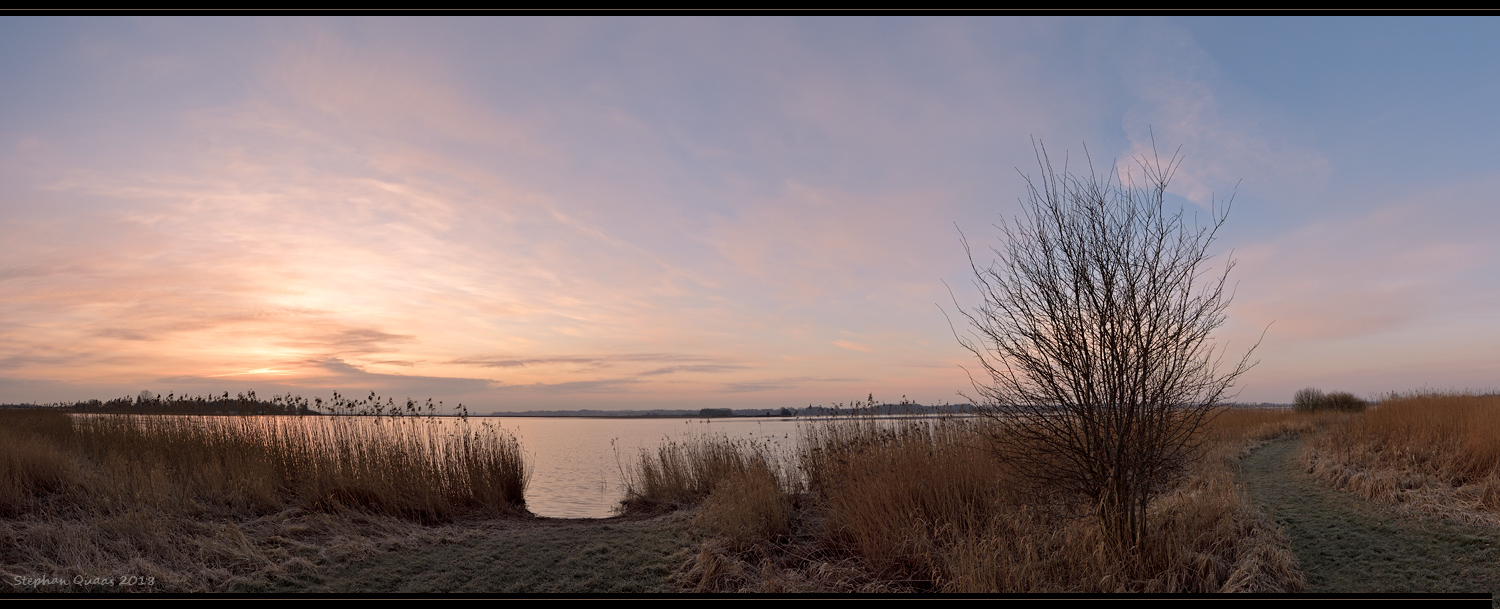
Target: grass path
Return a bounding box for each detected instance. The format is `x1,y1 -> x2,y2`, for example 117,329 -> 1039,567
1240,438 -> 1500,595
266,512 -> 694,593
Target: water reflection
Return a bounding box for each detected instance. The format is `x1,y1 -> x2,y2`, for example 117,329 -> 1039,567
500,416 -> 804,518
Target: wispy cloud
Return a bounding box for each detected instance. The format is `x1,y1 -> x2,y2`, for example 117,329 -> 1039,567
155,357 -> 496,397
451,353 -> 732,370
490,378 -> 643,395
637,364 -> 744,377
1113,19 -> 1329,208
721,377 -> 857,393
2,18 -> 1496,407
833,340 -> 871,352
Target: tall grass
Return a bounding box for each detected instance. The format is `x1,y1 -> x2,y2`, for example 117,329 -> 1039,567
0,410 -> 80,515
618,434 -> 795,555
618,435 -> 790,512
1,408 -> 531,591
796,416 -> 1013,584
1305,391 -> 1500,515
630,409 -> 1317,592
1,410 -> 530,521
796,413 -> 1308,592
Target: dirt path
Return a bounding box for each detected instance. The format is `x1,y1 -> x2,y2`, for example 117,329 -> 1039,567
1241,438 -> 1500,595
267,512 -> 695,593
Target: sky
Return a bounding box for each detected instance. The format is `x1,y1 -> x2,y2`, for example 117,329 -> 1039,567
2,17 -> 1497,412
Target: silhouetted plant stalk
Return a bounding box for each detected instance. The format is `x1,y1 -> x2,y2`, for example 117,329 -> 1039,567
57,389 -> 467,421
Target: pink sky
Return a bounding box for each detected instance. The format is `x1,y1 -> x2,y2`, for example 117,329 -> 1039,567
2,18 -> 1496,411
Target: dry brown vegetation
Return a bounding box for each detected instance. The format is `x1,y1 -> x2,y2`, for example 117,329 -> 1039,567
1292,388 -> 1368,413
951,140 -> 1261,548
1305,391 -> 1500,525
624,408 -> 1328,593
617,435 -> 791,517
15,391 -> 1492,593
1,409 -> 529,592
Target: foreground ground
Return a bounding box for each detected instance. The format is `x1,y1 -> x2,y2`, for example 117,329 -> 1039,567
273,436 -> 1500,595
7,400 -> 1497,594
3,508 -> 695,594
264,511 -> 694,593
292,435 -> 1500,594
1241,438 -> 1500,595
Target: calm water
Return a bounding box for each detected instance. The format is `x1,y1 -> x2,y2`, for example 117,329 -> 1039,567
499,416 -> 805,518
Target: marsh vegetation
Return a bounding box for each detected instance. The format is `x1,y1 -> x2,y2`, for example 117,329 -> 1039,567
0,406 -> 528,592
1305,391 -> 1500,520
620,392 -> 1500,593
4,390 -> 1498,593
620,401 -> 1312,592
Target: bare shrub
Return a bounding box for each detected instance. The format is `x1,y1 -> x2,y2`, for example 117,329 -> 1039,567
1294,388 -> 1367,413
949,139 -> 1261,546
674,410 -> 1305,592
937,465 -> 1302,593
1293,388 -> 1326,413
1322,392 -> 1367,413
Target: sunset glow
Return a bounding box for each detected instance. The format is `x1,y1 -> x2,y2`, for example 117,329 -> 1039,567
3,17 -> 1497,411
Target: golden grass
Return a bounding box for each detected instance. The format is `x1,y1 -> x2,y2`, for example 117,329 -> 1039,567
618,435 -> 791,514
2,411 -> 530,521
1,409 -> 531,592
796,417 -> 1014,584
1305,391 -> 1500,521
647,408 -> 1324,593
695,465 -> 792,547
0,410 -> 81,515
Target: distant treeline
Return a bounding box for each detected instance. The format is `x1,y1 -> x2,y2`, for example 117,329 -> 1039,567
499,401 -> 981,418
797,402 -> 978,417
495,407 -> 800,418
0,394 -> 1286,418
495,401 -> 1293,418
12,390 -> 468,418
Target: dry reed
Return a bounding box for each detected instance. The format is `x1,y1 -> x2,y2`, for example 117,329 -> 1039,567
655,409 -> 1316,593
1305,391 -> 1500,521
1,409 -> 531,592
617,434 -> 791,514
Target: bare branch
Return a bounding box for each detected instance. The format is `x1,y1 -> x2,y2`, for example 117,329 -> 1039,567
949,138 -> 1261,546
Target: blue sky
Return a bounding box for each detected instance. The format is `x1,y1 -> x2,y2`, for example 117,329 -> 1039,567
2,17 -> 1496,411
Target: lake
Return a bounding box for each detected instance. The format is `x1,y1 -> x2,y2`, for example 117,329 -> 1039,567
497,416 -> 805,518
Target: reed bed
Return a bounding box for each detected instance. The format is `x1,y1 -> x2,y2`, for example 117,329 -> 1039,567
635,409 -> 1320,593
3,411 -> 530,520
1,409 -> 530,592
1305,391 -> 1500,520
617,435 -> 792,513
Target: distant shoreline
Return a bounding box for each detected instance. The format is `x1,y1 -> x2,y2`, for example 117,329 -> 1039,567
2,402 -> 1294,418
